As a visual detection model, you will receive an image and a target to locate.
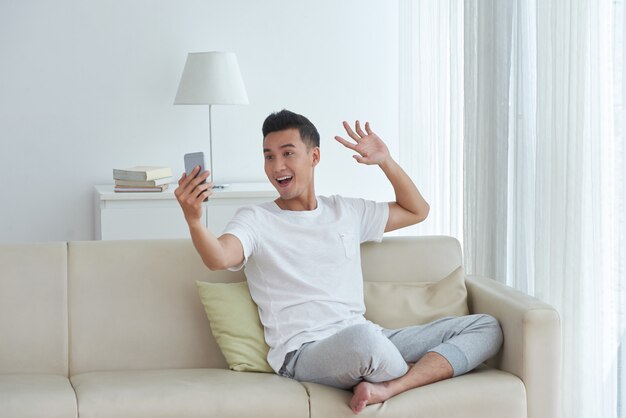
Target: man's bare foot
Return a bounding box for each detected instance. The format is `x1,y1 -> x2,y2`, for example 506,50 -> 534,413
349,381 -> 394,414
348,353 -> 453,414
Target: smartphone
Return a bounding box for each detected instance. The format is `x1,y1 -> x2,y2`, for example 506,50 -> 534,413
184,152 -> 209,201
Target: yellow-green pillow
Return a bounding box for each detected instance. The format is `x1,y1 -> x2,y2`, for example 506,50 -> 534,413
363,266 -> 469,329
196,281 -> 272,373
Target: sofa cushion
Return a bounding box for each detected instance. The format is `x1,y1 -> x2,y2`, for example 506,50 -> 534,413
197,281 -> 273,373
302,366 -> 526,418
0,374 -> 77,418
0,242 -> 68,375
70,368 -> 310,418
363,266 -> 469,328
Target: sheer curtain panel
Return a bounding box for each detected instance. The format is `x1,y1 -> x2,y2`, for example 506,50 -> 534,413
463,0 -> 515,282
464,1 -> 626,418
398,0 -> 464,240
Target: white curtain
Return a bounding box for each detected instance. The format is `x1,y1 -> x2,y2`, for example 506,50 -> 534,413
463,0 -> 515,280
464,1 -> 626,418
401,0 -> 626,416
398,0 -> 464,240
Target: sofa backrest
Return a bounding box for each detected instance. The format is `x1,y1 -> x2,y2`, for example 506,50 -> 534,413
361,235 -> 462,282
67,236 -> 463,376
0,242 -> 69,376
68,239 -> 241,375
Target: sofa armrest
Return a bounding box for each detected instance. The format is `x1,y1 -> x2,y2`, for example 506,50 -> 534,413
465,275 -> 562,418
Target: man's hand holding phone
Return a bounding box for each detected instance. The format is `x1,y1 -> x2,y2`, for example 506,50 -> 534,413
175,164 -> 213,225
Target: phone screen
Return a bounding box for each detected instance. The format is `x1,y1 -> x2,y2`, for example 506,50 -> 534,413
184,152 -> 206,178
184,152 -> 208,201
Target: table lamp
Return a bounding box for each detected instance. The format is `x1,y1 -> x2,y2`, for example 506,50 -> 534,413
174,51 -> 249,187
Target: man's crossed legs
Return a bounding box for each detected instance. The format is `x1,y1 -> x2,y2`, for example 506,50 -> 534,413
278,314 -> 503,414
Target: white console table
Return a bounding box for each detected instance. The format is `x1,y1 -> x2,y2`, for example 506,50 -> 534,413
94,183 -> 278,240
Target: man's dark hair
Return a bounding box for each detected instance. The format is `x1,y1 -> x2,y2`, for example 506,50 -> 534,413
262,110 -> 320,149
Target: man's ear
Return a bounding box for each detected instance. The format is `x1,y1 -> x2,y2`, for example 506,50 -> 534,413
311,147 -> 320,167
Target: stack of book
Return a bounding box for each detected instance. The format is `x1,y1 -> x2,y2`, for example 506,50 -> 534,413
113,166 -> 173,192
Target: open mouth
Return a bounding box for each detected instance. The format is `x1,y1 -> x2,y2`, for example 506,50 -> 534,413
276,175 -> 293,187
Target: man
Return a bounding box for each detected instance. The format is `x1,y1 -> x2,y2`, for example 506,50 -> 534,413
175,110 -> 502,414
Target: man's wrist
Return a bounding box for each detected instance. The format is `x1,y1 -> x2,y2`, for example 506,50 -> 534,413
379,155 -> 397,171
187,218 -> 205,230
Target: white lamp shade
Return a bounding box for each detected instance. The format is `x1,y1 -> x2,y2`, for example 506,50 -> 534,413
174,51 -> 249,105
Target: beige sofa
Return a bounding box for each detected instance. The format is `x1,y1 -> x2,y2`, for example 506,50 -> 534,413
0,236 -> 561,418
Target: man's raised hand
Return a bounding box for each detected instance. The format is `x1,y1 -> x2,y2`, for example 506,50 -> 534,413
335,120 -> 390,166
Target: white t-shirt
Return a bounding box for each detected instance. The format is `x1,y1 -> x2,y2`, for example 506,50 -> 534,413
223,195 -> 389,373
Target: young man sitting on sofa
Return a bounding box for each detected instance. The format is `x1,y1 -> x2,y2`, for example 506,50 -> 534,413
174,110 -> 503,414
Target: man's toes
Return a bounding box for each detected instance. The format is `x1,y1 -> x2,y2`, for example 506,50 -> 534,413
354,400 -> 368,414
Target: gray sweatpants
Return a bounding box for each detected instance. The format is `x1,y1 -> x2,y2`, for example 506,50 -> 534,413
278,314 -> 503,390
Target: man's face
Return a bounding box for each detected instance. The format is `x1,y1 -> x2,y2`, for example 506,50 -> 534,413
263,128 -> 320,201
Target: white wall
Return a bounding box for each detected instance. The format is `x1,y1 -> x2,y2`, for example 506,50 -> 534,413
0,0 -> 399,243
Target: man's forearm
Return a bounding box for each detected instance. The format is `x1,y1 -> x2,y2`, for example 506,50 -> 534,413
380,157 -> 429,220
187,220 -> 228,270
